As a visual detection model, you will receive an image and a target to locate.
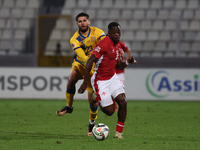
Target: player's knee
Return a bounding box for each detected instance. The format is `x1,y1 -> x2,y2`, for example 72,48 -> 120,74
118,98 -> 127,109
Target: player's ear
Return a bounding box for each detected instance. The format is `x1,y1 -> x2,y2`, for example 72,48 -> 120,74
88,20 -> 91,25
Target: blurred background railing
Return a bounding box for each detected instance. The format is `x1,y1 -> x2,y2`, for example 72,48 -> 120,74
0,0 -> 199,68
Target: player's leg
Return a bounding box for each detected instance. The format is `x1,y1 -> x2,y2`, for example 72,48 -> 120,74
87,91 -> 98,136
111,74 -> 126,139
57,68 -> 82,116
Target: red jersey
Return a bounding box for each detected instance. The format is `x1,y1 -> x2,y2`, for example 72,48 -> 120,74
92,36 -> 121,80
115,41 -> 129,74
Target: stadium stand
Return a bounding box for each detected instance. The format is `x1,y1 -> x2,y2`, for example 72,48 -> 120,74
0,0 -> 199,67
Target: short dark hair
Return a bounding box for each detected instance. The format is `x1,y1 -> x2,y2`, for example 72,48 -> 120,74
108,22 -> 120,30
76,12 -> 89,22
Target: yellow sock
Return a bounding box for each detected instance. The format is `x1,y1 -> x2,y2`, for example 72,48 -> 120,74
66,89 -> 75,107
89,105 -> 98,122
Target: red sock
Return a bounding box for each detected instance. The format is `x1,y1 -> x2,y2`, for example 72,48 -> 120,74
116,121 -> 124,133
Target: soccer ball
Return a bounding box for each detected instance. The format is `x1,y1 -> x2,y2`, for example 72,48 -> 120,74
92,123 -> 109,141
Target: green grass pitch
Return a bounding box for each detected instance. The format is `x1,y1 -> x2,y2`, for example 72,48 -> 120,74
0,99 -> 200,150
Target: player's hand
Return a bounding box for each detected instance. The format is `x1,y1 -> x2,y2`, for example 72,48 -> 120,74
78,82 -> 87,94
128,57 -> 137,64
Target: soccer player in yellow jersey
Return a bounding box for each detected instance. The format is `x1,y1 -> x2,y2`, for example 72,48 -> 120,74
56,12 -> 106,136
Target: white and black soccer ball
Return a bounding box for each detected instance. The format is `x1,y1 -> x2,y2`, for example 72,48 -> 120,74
92,123 -> 109,141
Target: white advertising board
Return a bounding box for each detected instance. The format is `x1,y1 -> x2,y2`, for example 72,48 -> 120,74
0,68 -> 200,100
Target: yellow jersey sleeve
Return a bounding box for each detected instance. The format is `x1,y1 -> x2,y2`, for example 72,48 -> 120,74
70,27 -> 106,66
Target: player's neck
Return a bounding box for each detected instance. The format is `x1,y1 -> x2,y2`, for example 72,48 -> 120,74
80,29 -> 89,37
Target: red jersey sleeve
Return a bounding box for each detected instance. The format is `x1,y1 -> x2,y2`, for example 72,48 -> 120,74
119,41 -> 128,52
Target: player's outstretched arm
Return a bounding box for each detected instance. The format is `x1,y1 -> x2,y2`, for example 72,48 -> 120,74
78,54 -> 99,93
116,56 -> 137,70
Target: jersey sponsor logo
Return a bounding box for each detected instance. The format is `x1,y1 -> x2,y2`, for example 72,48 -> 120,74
102,91 -> 106,95
95,46 -> 101,52
71,43 -> 75,48
91,36 -> 96,41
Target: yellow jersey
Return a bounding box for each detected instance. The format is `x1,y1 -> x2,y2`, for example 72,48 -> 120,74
70,26 -> 106,66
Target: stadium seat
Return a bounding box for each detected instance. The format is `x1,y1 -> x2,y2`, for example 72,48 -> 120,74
135,31 -> 146,41
64,0 -> 76,8
89,0 -> 101,8
146,10 -> 157,20
164,52 -> 175,57
108,10 -> 120,19
131,52 -> 139,57
192,42 -> 200,51
195,32 -> 200,41
0,19 -> 6,29
147,31 -> 159,41
168,42 -> 176,51
77,0 -> 89,8
2,0 -> 14,8
0,8 -> 10,18
121,10 -> 132,19
151,0 -> 162,9
172,31 -> 183,40
188,0 -> 199,9
23,9 -> 35,19
27,0 -> 40,9
61,8 -> 72,15
160,31 -> 170,41
73,9 -> 84,18
2,30 -> 12,40
158,10 -> 169,20
14,29 -> 27,40
190,21 -> 200,30
152,20 -> 164,30
121,31 -> 134,41
46,41 -> 57,51
97,10 -> 109,19
131,42 -> 142,51
140,52 -> 150,57
184,31 -> 196,41
15,0 -> 27,8
114,0 -> 125,9
180,42 -> 190,52
141,20 -> 151,30
62,30 -> 71,40
60,41 -> 70,51
102,0 -> 113,9
165,20 -> 176,30
169,10 -> 181,19
86,9 -> 96,19
126,0 -> 137,9
155,42 -> 167,51
18,19 -> 31,29
55,18 -> 70,30
195,10 -> 200,19
179,52 -> 187,57
5,19 -> 18,28
129,20 -> 139,30
143,42 -> 154,51
183,10 -> 194,19
138,0 -> 149,9
188,53 -> 199,57
118,20 -> 128,29
0,40 -> 11,50
163,0 -> 174,9
134,10 -> 145,19
93,20 -> 104,30
181,21 -> 189,30
14,40 -> 23,51
11,8 -> 23,18
175,0 -> 186,9
49,30 -> 62,41
152,52 -> 162,57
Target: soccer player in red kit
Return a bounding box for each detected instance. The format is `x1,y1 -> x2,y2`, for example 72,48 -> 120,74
78,22 -> 137,139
